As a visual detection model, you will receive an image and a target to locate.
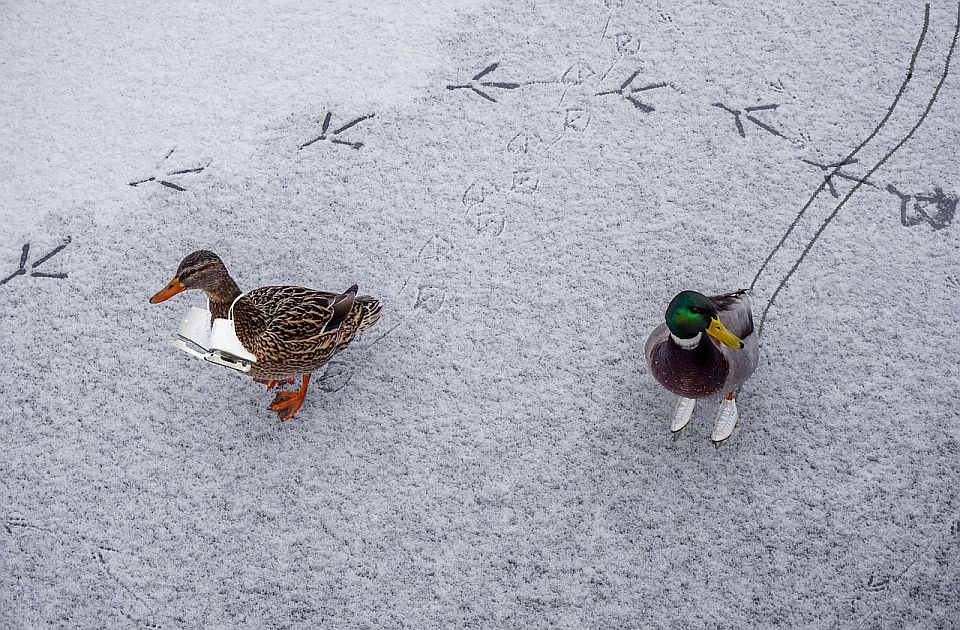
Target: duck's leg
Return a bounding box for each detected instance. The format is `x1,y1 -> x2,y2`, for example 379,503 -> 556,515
261,378 -> 295,390
671,397 -> 696,436
711,392 -> 739,444
269,374 -> 312,421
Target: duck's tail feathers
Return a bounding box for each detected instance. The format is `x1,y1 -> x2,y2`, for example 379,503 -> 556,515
710,288 -> 750,310
324,284 -> 358,333
356,295 -> 382,332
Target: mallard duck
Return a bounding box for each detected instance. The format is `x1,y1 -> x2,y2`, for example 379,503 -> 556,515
644,289 -> 759,443
149,250 -> 381,420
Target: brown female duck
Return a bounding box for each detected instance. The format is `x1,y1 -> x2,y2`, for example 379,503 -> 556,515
644,289 -> 759,443
150,250 -> 381,420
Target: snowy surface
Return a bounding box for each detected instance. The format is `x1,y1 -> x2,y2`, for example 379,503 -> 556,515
2,1 -> 959,627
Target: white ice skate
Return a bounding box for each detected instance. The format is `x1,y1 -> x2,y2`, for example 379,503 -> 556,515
671,397 -> 696,435
711,396 -> 739,444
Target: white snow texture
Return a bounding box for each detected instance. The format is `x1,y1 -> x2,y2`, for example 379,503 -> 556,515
1,1 -> 959,628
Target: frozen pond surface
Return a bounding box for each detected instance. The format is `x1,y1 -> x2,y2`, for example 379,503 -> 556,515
1,1 -> 958,627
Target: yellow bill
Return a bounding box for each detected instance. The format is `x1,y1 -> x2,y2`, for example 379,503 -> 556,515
706,316 -> 744,349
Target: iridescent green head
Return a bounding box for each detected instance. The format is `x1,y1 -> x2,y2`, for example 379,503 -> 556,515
665,290 -> 744,349
665,291 -> 715,338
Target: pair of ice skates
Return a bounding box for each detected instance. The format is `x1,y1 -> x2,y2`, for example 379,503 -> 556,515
669,395 -> 739,444
171,305 -> 257,373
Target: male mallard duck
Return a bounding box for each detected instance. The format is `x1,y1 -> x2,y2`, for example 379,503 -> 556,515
644,289 -> 759,443
149,250 -> 381,420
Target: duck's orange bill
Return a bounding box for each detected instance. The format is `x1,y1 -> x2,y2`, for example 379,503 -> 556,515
706,317 -> 744,349
150,277 -> 185,304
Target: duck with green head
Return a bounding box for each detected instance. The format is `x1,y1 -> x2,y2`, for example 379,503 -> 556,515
644,289 -> 759,443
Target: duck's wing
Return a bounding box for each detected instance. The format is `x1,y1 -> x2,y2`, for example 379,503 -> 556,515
233,285 -> 370,375
238,286 -> 337,345
709,289 -> 760,393
248,284 -> 361,335
709,289 -> 755,340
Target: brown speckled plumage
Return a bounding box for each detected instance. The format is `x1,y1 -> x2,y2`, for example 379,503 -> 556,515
151,250 -> 381,420
232,285 -> 382,380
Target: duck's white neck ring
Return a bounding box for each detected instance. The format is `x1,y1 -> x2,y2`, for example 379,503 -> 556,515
671,332 -> 702,350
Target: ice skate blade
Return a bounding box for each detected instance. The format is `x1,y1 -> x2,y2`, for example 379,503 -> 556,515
170,336 -> 208,360
204,351 -> 254,373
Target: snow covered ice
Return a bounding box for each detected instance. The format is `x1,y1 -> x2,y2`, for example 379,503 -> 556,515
1,1 -> 958,627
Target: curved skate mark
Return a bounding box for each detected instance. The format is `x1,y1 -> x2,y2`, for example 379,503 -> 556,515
801,158 -> 877,198
366,284 -> 448,348
129,148 -> 208,191
749,4 -> 931,295
599,0 -> 623,44
4,515 -> 43,534
316,360 -> 355,393
92,547 -> 161,626
5,515 -> 162,626
757,2 -> 959,335
854,516 -> 960,630
363,236 -> 452,349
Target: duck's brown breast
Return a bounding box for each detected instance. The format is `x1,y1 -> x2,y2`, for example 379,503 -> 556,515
650,338 -> 729,399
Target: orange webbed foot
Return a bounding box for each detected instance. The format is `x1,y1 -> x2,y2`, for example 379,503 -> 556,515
268,374 -> 311,421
